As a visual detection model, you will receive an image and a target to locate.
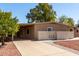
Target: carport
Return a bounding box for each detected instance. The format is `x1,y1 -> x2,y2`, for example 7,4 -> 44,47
16,23 -> 35,40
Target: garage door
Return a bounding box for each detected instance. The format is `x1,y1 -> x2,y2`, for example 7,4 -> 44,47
57,31 -> 74,39
38,31 -> 74,40
38,31 -> 56,40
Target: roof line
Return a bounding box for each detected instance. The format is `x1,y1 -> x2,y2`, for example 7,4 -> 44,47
19,21 -> 74,28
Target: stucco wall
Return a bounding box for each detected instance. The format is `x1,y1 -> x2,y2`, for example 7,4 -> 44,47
17,22 -> 74,40
34,23 -> 73,40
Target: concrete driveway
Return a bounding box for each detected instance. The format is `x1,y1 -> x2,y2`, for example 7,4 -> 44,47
13,40 -> 78,56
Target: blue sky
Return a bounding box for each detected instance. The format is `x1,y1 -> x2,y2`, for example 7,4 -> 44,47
0,3 -> 79,24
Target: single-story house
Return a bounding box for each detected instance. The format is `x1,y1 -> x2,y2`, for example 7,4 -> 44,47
16,22 -> 79,40
74,27 -> 79,37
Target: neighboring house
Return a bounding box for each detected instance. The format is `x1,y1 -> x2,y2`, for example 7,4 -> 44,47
16,22 -> 78,40
74,27 -> 79,37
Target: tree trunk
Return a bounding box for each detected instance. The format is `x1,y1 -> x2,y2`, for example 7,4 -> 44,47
6,33 -> 8,37
12,34 -> 14,41
1,36 -> 5,45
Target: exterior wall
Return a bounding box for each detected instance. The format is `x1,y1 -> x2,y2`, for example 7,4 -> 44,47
17,22 -> 74,40
17,25 -> 34,39
34,23 -> 73,40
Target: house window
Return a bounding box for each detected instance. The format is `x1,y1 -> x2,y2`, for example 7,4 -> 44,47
26,29 -> 30,34
70,29 -> 73,31
47,27 -> 53,31
77,30 -> 78,32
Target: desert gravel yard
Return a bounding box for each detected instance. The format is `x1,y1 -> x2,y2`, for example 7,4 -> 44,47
55,40 -> 79,52
13,40 -> 78,56
0,42 -> 21,56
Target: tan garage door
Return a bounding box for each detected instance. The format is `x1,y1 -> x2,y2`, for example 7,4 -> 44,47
57,31 -> 74,40
38,31 -> 56,40
38,31 -> 74,40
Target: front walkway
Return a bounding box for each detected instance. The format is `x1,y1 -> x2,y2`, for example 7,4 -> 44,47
13,40 -> 78,56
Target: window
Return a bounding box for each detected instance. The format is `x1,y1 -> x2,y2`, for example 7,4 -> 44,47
27,29 -> 30,34
70,29 -> 73,31
77,30 -> 78,32
26,29 -> 32,34
47,27 -> 53,31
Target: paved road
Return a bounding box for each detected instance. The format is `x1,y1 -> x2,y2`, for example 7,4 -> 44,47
13,40 -> 78,56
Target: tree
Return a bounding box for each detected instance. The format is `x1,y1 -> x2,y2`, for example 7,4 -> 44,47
59,15 -> 74,26
59,15 -> 68,23
8,17 -> 20,40
26,3 -> 56,23
0,10 -> 19,45
0,11 -> 12,45
64,18 -> 74,26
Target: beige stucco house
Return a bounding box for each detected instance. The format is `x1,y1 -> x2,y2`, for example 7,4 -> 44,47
16,22 -> 79,40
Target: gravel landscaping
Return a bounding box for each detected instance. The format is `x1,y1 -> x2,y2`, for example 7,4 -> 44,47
55,40 -> 79,51
0,42 -> 21,56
